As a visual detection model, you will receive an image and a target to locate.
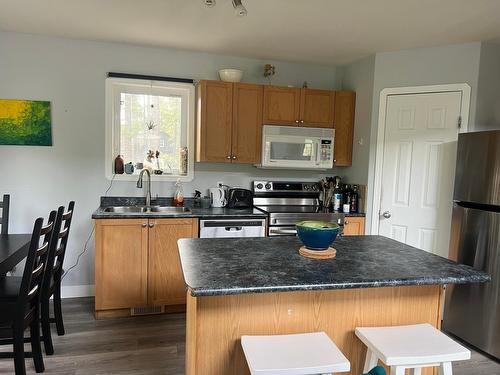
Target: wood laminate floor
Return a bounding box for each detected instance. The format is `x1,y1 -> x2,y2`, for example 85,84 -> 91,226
0,297 -> 498,374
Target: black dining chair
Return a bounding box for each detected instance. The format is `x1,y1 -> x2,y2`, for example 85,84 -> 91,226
0,194 -> 10,235
40,201 -> 75,355
0,211 -> 56,374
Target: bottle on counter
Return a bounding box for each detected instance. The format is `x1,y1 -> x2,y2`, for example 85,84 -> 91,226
350,184 -> 359,213
333,176 -> 343,212
343,184 -> 352,213
173,179 -> 184,207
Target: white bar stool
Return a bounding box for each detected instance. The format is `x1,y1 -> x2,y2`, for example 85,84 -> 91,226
355,324 -> 471,375
241,332 -> 350,375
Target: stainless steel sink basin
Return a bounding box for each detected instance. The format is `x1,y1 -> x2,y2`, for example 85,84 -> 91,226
103,206 -> 147,213
103,206 -> 191,214
149,206 -> 191,213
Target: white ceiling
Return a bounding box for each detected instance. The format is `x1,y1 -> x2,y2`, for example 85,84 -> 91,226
1,0 -> 500,65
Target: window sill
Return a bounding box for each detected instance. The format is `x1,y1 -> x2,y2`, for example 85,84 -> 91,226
106,172 -> 194,182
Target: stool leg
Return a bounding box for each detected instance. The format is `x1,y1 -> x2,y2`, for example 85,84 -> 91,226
363,348 -> 379,372
438,362 -> 452,375
390,366 -> 405,375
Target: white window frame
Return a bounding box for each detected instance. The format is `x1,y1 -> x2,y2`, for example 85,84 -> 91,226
105,77 -> 195,181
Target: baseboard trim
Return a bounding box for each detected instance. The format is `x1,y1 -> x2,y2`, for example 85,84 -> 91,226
61,284 -> 95,298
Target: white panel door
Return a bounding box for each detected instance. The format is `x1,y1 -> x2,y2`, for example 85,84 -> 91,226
378,92 -> 462,257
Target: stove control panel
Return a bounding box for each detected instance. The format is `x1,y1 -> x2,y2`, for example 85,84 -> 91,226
253,181 -> 319,193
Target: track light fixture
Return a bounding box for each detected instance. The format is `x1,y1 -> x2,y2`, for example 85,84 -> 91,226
203,0 -> 247,17
232,0 -> 247,17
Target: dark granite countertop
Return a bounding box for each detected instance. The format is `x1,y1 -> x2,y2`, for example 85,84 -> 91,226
91,196 -> 267,219
178,235 -> 490,297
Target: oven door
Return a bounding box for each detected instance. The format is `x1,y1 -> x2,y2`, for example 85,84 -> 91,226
268,226 -> 298,237
262,135 -> 319,169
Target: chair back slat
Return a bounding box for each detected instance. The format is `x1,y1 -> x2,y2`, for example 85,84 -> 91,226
15,210 -> 56,325
0,194 -> 9,235
42,201 -> 75,301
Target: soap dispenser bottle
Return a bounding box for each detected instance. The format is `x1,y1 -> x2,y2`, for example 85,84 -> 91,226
173,179 -> 184,207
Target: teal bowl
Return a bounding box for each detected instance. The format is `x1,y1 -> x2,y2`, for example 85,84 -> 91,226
296,221 -> 340,250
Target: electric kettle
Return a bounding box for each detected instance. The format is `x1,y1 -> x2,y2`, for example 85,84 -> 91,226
209,187 -> 227,208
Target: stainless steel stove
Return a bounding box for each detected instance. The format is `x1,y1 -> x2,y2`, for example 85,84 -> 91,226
253,181 -> 345,236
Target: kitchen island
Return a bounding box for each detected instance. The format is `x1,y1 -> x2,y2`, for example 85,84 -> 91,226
178,236 -> 489,375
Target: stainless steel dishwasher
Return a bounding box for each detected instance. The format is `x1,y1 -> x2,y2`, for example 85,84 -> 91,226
199,219 -> 266,238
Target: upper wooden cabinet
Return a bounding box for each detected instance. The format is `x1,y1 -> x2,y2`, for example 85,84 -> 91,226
333,91 -> 356,166
301,89 -> 336,128
197,80 -> 263,164
232,83 -> 264,164
263,86 -> 301,125
263,86 -> 335,128
197,80 -> 355,166
196,80 -> 233,163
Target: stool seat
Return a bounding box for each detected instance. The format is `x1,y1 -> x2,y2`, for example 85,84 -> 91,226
241,332 -> 350,375
355,324 -> 470,370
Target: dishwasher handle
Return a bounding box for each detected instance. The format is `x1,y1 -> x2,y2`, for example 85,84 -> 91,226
225,226 -> 243,231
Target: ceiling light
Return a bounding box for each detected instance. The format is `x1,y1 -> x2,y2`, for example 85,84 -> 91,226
232,0 -> 247,17
204,0 -> 216,7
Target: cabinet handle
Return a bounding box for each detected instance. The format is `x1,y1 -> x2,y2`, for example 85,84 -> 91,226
300,120 -> 304,124
142,223 -> 147,228
226,155 -> 231,159
333,159 -> 337,163
345,220 -> 349,225
148,222 -> 155,228
295,120 -> 299,124
232,155 -> 237,160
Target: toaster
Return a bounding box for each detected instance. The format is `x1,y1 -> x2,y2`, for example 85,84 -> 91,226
226,188 -> 253,209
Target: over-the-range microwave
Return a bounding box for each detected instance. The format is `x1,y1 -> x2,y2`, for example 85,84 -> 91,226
258,125 -> 335,170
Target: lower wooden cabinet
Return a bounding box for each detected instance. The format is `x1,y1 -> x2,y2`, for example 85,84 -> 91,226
343,216 -> 365,236
95,218 -> 198,318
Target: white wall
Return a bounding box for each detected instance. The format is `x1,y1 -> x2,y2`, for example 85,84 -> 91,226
475,42 -> 500,131
338,55 -> 375,185
0,31 -> 342,293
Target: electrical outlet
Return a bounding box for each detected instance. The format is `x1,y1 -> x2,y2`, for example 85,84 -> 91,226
217,181 -> 224,188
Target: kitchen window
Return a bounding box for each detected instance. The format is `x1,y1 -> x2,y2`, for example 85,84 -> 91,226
105,77 -> 195,181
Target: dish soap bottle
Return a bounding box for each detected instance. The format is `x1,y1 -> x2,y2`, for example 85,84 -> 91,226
173,179 -> 184,207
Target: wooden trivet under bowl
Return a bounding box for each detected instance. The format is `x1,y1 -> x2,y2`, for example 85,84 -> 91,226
299,246 -> 336,260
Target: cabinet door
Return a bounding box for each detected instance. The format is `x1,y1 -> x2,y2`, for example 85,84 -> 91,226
300,89 -> 335,128
232,83 -> 264,164
263,86 -> 301,125
197,80 -> 233,162
343,217 -> 365,236
95,219 -> 148,310
333,91 -> 356,166
148,218 -> 198,306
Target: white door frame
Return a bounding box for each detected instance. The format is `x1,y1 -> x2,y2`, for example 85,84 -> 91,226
370,83 -> 471,235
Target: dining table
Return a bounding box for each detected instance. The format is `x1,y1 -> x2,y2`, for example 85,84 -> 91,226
0,234 -> 32,276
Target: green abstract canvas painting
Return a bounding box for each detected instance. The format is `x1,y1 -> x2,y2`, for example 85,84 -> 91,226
0,99 -> 52,146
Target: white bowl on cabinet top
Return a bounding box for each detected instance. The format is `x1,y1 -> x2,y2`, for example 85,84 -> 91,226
218,69 -> 243,82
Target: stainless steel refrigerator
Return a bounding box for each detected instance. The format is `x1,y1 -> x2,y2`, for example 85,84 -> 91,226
443,130 -> 500,360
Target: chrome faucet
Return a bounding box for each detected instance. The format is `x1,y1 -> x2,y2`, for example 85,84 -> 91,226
137,169 -> 152,208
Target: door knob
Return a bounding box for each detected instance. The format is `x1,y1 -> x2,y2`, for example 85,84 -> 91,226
148,222 -> 155,228
295,120 -> 299,124
142,223 -> 147,228
382,211 -> 391,219
300,120 -> 304,124
226,155 -> 231,159
232,155 -> 237,160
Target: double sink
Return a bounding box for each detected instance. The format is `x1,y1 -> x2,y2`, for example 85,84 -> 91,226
103,206 -> 191,213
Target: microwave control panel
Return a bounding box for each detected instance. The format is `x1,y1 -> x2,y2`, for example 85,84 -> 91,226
320,139 -> 333,162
